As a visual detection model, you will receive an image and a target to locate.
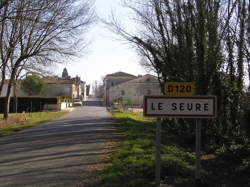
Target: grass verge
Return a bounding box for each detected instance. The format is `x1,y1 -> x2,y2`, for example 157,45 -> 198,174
96,111 -> 250,187
0,111 -> 68,136
97,111 -> 195,187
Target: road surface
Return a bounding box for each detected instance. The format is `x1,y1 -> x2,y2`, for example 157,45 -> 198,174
0,98 -> 116,187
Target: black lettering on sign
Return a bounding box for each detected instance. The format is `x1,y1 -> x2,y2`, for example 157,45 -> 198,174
175,86 -> 179,93
179,103 -> 185,110
151,103 -> 156,110
158,103 -> 163,110
187,103 -> 193,110
180,85 -> 185,93
186,85 -> 191,93
168,85 -> 174,93
204,103 -> 209,111
172,103 -> 177,110
196,103 -> 201,111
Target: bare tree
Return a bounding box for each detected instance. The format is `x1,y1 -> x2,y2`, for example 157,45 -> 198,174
92,80 -> 104,98
247,0 -> 250,85
0,0 -> 95,119
103,0 -> 249,147
0,0 -> 10,10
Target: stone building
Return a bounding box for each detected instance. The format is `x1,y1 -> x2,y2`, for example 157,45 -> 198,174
104,72 -> 162,106
104,71 -> 136,105
0,68 -> 86,112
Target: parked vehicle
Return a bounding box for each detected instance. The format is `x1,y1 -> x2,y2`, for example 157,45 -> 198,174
73,98 -> 82,106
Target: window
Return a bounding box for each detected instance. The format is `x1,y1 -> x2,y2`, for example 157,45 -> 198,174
146,78 -> 150,82
121,90 -> 125,95
147,90 -> 151,94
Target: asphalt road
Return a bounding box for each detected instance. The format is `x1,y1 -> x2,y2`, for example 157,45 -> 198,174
0,98 -> 116,187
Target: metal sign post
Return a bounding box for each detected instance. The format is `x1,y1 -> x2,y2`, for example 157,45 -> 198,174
144,96 -> 217,118
155,117 -> 161,187
195,119 -> 201,187
143,94 -> 217,187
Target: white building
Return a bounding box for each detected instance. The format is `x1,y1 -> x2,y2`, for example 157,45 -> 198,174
104,72 -> 162,106
104,71 -> 136,105
0,68 -> 86,112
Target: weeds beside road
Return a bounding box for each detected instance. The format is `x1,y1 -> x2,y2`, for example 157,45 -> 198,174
0,99 -> 115,187
96,111 -> 250,187
97,111 -> 195,187
1,109 -> 249,186
0,111 -> 68,136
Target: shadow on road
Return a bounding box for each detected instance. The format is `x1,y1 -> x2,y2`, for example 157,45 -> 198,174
83,99 -> 104,107
0,103 -> 120,187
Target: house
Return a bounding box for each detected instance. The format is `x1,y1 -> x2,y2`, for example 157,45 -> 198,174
0,68 -> 86,112
104,71 -> 137,105
104,72 -> 162,106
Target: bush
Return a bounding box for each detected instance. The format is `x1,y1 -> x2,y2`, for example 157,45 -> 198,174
241,109 -> 250,137
161,145 -> 195,181
21,74 -> 47,96
122,98 -> 134,106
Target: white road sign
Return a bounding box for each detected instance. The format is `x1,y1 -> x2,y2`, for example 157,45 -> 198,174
144,95 -> 217,118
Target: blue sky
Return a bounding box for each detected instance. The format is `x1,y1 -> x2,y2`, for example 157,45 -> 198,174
55,0 -> 146,85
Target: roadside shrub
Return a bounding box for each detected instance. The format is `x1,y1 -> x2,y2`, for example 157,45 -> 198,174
161,154 -> 194,177
122,98 -> 134,107
241,109 -> 250,137
0,113 -> 27,129
162,145 -> 195,163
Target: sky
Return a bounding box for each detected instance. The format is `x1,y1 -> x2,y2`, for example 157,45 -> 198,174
55,0 -> 147,86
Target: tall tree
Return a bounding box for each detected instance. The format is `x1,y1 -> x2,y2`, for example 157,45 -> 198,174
0,0 -> 10,11
104,0 -> 249,146
247,0 -> 250,86
21,74 -> 47,96
0,0 -> 95,119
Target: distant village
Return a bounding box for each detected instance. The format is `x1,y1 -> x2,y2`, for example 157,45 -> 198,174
103,71 -> 161,106
0,68 -> 161,113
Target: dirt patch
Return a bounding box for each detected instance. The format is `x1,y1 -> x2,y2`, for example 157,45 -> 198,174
0,112 -> 27,128
79,129 -> 122,187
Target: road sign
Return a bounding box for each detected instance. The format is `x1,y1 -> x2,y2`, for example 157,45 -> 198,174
144,95 -> 217,118
165,82 -> 196,95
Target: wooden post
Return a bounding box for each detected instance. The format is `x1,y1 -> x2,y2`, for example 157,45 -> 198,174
155,117 -> 161,187
195,119 -> 202,187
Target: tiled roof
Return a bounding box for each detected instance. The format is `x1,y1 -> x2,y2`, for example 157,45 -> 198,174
105,71 -> 136,78
4,78 -> 76,84
42,77 -> 75,84
4,76 -> 82,85
110,74 -> 159,87
121,74 -> 158,84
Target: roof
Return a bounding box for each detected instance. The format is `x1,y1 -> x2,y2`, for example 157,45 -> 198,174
3,76 -> 84,85
42,77 -> 75,84
105,71 -> 136,78
4,78 -> 78,84
124,74 -> 158,84
110,74 -> 159,87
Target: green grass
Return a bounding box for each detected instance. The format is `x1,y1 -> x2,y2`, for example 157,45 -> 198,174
0,111 -> 68,136
97,111 -> 195,187
95,111 -> 250,187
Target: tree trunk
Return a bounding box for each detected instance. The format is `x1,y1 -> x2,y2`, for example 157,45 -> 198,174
13,96 -> 18,113
237,0 -> 246,92
3,93 -> 11,119
196,0 -> 207,94
3,81 -> 12,119
0,65 -> 6,95
3,62 -> 20,119
0,0 -> 10,10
